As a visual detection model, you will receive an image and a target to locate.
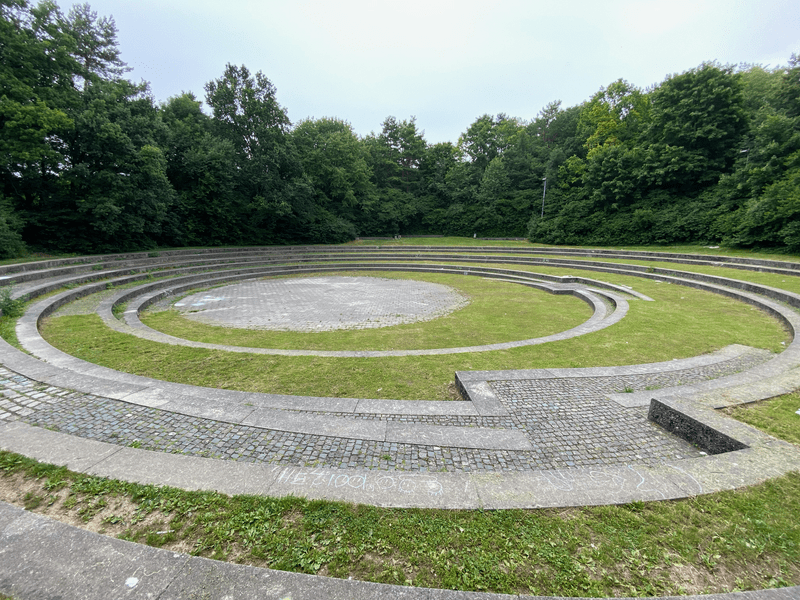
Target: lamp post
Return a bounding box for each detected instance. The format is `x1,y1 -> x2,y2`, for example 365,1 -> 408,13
540,177 -> 547,218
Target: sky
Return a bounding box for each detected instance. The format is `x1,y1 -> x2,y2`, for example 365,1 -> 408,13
54,0 -> 800,145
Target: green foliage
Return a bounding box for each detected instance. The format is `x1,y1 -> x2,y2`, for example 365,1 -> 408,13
735,154 -> 800,249
292,117 -> 375,234
0,287 -> 25,318
3,446 -> 800,596
645,63 -> 746,191
34,79 -> 177,252
458,114 -> 521,175
204,63 -> 304,243
1,0 -> 799,251
0,196 -> 26,258
62,2 -> 129,86
160,93 -> 242,246
579,79 -> 650,155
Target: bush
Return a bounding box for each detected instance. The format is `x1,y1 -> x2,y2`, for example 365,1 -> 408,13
0,288 -> 25,318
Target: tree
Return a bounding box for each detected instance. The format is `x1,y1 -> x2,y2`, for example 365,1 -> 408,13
734,152 -> 800,249
366,116 -> 426,193
644,63 -> 746,192
458,113 -> 521,175
62,2 -> 128,88
419,141 -> 457,205
292,117 -> 375,224
775,54 -> 800,119
204,64 -> 304,241
160,93 -> 241,246
23,79 -> 176,252
0,0 -> 79,256
360,116 -> 428,234
578,80 -> 650,155
0,194 -> 26,257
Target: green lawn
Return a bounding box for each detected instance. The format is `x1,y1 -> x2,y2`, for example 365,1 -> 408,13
142,271 -> 590,351
2,448 -> 798,597
41,266 -> 788,400
726,393 -> 800,445
3,243 -> 800,596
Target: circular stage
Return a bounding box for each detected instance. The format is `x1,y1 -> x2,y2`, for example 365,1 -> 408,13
174,276 -> 470,332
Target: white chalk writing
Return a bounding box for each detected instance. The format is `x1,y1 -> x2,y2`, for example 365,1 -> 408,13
271,467 -> 444,497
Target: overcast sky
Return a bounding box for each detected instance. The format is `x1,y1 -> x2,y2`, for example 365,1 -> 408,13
54,0 -> 800,145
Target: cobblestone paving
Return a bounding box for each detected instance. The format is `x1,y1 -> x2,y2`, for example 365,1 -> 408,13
174,277 -> 470,331
0,347 -> 771,472
487,351 -> 770,467
491,353 -> 772,401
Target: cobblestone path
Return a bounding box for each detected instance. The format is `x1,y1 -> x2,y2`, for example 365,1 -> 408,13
0,348 -> 770,472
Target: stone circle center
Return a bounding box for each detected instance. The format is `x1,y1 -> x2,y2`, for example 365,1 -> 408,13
174,276 -> 470,332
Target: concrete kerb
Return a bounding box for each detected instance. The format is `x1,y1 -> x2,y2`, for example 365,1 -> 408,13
18,256 -> 799,419
2,416 -> 797,510
4,502 -> 799,600
6,255 -> 800,424
97,268 -> 631,357
3,247 -> 800,599
1,249 -> 799,509
3,244 -> 800,282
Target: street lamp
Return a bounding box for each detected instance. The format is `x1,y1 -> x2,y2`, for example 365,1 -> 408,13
540,177 -> 547,218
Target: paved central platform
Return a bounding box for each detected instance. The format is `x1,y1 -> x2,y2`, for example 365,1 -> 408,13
2,250 -> 799,507
2,247 -> 800,600
174,276 -> 469,331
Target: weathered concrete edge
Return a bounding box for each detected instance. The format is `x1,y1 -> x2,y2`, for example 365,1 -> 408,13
3,501 -> 797,600
2,242 -> 798,278
12,278 -> 798,450
0,330 -> 481,417
0,345 -> 519,450
649,398 -> 748,454
20,255 -> 800,420
455,344 -> 772,383
2,420 -> 797,510
98,269 -> 625,357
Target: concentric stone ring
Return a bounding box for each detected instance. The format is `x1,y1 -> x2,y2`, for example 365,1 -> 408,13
0,245 -> 798,512
98,267 -> 632,357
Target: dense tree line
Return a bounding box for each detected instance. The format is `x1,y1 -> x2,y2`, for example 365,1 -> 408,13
2,1 -> 799,257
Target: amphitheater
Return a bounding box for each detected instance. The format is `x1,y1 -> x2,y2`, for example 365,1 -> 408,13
1,242 -> 799,599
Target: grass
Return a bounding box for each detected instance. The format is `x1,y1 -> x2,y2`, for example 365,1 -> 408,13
351,236 -> 800,262
0,288 -> 25,319
1,448 -> 798,597
725,393 -> 800,445
0,314 -> 21,350
3,244 -> 800,596
142,271 -> 590,351
351,236 -> 531,247
0,251 -> 79,267
40,268 -> 789,401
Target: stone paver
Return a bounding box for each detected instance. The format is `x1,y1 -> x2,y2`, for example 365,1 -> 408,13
3,247 -> 800,599
0,345 -> 770,472
175,276 -> 470,331
108,270 -> 629,357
